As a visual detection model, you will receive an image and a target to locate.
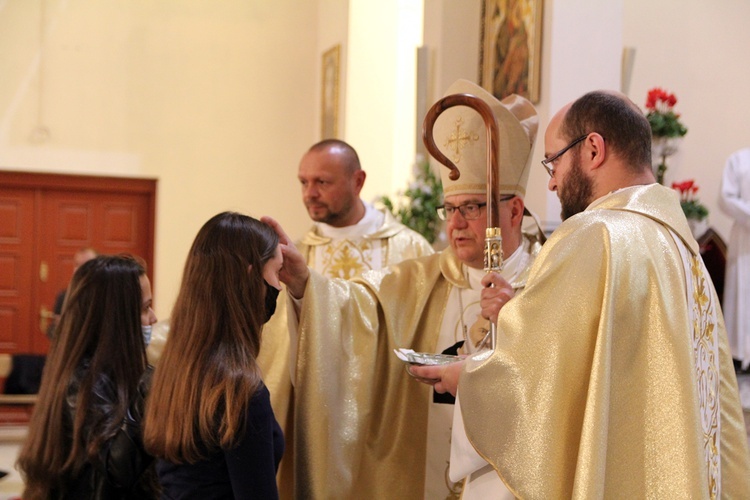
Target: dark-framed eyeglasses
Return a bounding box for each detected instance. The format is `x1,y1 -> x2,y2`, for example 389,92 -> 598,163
436,196 -> 513,221
541,134 -> 589,177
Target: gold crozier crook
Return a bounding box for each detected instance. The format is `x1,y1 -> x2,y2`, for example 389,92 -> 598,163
422,93 -> 503,350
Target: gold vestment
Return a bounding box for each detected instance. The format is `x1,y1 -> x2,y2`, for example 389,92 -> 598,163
294,250 -> 458,499
461,184 -> 750,498
257,209 -> 433,498
289,227 -> 541,499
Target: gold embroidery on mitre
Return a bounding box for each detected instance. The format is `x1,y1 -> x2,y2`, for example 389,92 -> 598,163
444,117 -> 479,164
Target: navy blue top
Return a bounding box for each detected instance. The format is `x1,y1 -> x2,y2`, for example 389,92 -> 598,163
156,384 -> 284,499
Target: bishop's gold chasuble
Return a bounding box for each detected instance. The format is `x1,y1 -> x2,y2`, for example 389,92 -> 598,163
290,227 -> 541,500
460,184 -> 750,498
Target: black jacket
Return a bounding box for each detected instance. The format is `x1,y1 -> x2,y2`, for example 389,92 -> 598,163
56,364 -> 158,499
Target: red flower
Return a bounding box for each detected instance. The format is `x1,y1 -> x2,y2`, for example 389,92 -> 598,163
646,87 -> 679,112
646,88 -> 664,110
672,179 -> 704,206
671,179 -> 695,193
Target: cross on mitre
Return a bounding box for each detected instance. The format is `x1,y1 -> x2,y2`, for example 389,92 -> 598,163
444,116 -> 479,164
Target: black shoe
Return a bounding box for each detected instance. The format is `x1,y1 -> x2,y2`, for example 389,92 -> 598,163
734,358 -> 750,375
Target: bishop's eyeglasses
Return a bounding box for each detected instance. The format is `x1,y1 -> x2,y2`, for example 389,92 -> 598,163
540,133 -> 589,177
436,196 -> 513,221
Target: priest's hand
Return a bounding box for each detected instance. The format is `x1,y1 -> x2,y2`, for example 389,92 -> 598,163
407,360 -> 464,397
261,216 -> 310,299
480,272 -> 514,324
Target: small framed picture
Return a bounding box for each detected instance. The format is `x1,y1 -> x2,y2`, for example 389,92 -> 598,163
321,45 -> 341,139
479,0 -> 543,103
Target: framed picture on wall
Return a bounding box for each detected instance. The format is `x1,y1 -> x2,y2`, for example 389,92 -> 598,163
479,0 -> 543,103
321,44 -> 340,139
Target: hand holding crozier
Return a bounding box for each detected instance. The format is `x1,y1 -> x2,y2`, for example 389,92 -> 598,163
480,272 -> 514,324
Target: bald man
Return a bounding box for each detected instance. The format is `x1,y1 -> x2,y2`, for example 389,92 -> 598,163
257,139 -> 434,498
295,139 -> 433,276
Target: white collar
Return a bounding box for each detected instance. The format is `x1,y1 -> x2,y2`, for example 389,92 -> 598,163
316,202 -> 384,239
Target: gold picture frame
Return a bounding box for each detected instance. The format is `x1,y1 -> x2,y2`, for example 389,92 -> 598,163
321,44 -> 341,139
479,0 -> 543,103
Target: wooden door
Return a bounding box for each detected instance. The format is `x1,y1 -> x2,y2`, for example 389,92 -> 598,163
0,188 -> 35,353
0,171 -> 156,355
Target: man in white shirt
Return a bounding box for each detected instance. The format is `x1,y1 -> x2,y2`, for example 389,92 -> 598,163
719,147 -> 750,370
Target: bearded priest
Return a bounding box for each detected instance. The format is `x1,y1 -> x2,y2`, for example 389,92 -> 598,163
411,90 -> 750,498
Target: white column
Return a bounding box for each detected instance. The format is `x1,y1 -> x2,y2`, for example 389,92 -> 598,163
538,0 -> 623,227
346,0 -> 424,202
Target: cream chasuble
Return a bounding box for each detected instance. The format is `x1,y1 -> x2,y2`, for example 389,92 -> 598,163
257,204 -> 434,499
289,229 -> 541,499
303,203 -> 435,279
309,203 -> 386,278
460,184 -> 750,499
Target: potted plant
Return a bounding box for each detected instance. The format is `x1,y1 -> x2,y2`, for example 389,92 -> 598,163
645,87 -> 688,184
672,179 -> 709,238
379,156 -> 445,247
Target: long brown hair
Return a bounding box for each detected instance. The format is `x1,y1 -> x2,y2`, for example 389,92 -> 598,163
143,212 -> 279,463
17,255 -> 148,498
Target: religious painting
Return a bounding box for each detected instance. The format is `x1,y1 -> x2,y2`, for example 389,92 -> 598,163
479,0 -> 543,103
321,44 -> 340,139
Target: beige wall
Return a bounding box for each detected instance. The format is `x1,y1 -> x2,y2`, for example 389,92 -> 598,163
623,0 -> 750,241
0,1 -> 318,318
422,0 -> 482,111
316,0 -> 348,139
2,0 -> 748,319
346,0 -> 424,201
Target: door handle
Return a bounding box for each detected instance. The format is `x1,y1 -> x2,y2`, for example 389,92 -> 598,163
39,261 -> 49,282
39,305 -> 55,333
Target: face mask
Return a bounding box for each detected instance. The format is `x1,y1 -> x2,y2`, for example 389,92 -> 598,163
264,281 -> 280,323
142,324 -> 153,347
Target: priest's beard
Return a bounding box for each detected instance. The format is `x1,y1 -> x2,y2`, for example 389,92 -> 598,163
308,198 -> 355,226
559,151 -> 594,221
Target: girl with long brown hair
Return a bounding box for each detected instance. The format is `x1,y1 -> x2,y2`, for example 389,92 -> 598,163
143,212 -> 284,498
17,255 -> 158,499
